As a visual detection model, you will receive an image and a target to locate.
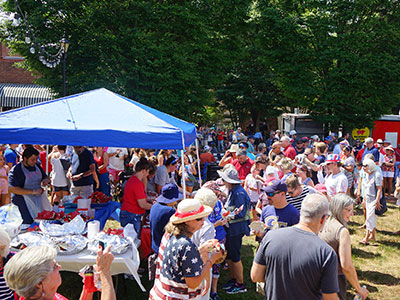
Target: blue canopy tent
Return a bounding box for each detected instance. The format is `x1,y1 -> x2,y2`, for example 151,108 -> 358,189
0,88 -> 196,149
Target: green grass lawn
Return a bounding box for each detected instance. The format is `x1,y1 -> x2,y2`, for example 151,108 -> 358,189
57,201 -> 400,300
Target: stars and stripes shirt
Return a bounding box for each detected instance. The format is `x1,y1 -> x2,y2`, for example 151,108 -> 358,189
0,253 -> 16,300
150,233 -> 203,300
286,185 -> 317,211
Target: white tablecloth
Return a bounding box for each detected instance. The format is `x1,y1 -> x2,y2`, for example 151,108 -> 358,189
57,246 -> 146,292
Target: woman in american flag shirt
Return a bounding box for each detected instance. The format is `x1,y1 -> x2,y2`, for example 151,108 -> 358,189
150,198 -> 223,300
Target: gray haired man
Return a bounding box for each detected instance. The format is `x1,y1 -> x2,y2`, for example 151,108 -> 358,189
251,194 -> 339,300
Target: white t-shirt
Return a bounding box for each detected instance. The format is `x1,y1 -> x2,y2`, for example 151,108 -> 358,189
325,172 -> 348,196
129,154 -> 140,171
50,157 -> 68,187
245,174 -> 261,203
107,147 -> 128,171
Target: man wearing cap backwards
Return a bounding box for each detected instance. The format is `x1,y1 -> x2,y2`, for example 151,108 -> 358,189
324,154 -> 348,197
149,183 -> 183,254
257,180 -> 299,239
280,136 -> 296,160
239,142 -> 256,161
217,168 -> 250,294
251,194 -> 339,300
149,198 -> 223,300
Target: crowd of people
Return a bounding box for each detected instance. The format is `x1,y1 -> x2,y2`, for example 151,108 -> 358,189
0,126 -> 400,299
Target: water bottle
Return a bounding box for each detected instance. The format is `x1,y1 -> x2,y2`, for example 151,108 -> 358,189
353,285 -> 366,300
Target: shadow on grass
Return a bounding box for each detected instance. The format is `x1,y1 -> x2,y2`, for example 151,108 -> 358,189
352,247 -> 380,259
378,239 -> 400,249
377,229 -> 400,237
358,270 -> 400,286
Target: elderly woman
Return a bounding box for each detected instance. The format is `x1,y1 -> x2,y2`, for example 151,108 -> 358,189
0,227 -> 14,300
4,245 -> 116,300
149,198 -> 222,300
319,194 -> 368,300
359,158 -> 382,244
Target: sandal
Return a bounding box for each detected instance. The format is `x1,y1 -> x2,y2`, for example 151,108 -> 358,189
358,224 -> 366,229
393,231 -> 400,235
359,240 -> 369,245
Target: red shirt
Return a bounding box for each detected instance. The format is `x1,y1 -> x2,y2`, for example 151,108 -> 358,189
232,158 -> 254,180
121,175 -> 147,215
94,153 -> 107,174
283,145 -> 296,160
39,151 -> 52,173
395,149 -> 400,161
200,152 -> 215,165
356,148 -> 365,162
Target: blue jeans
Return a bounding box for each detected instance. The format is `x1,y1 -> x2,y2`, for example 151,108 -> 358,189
120,210 -> 142,236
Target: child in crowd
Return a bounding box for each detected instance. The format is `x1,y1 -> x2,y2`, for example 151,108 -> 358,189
244,165 -> 262,221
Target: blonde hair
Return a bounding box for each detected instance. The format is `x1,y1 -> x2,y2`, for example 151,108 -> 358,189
4,246 -> 57,298
194,188 -> 218,209
278,157 -> 294,171
0,226 -> 10,257
315,142 -> 327,153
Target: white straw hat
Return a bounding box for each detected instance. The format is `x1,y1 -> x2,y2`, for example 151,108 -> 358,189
170,198 -> 212,224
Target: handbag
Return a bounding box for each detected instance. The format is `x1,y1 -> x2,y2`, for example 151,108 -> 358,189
374,179 -> 387,215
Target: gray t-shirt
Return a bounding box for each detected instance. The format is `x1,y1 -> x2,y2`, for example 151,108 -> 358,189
254,226 -> 338,300
154,165 -> 175,187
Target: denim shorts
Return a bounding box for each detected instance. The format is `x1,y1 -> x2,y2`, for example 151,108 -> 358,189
120,210 -> 143,235
225,233 -> 244,262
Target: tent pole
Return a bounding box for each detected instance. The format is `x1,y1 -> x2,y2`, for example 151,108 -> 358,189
195,138 -> 202,187
180,130 -> 187,197
181,149 -> 186,197
46,145 -> 49,175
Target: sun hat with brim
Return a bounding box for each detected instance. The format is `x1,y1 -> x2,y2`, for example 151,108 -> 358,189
217,168 -> 242,184
156,183 -> 183,204
385,146 -> 395,152
202,180 -> 222,193
228,144 -> 239,153
326,154 -> 340,163
170,198 -> 213,224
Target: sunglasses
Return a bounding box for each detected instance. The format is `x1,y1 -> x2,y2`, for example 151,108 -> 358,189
362,165 -> 368,167
196,217 -> 204,222
266,191 -> 280,197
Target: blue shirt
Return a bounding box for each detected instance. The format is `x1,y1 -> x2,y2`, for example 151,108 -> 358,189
4,148 -> 17,166
149,202 -> 176,253
261,204 -> 300,232
362,146 -> 380,162
208,200 -> 226,241
226,184 -> 250,236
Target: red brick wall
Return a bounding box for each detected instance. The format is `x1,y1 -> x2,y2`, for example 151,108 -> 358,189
0,43 -> 36,84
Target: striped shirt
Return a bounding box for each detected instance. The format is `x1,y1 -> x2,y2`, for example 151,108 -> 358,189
0,253 -> 16,300
286,185 -> 317,211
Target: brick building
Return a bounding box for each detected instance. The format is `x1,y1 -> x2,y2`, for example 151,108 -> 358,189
0,43 -> 54,111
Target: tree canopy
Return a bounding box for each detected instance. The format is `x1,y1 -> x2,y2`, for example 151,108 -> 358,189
0,0 -> 249,121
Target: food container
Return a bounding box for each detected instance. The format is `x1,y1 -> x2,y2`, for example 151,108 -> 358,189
78,198 -> 91,209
